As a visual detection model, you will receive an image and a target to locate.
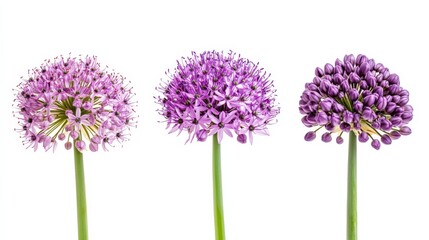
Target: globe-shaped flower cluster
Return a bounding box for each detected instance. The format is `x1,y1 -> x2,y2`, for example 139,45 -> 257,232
14,55 -> 138,152
299,54 -> 413,149
156,50 -> 280,144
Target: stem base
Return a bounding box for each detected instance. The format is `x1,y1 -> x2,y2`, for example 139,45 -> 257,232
213,134 -> 225,240
347,133 -> 357,240
74,144 -> 88,240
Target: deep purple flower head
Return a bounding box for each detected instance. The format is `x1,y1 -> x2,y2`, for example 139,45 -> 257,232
156,50 -> 280,144
299,54 -> 413,150
13,55 -> 138,152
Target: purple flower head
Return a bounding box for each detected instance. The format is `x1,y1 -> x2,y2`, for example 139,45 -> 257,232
156,50 -> 280,144
299,54 -> 413,150
13,55 -> 138,152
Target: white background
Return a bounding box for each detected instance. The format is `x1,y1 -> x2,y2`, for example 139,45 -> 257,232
1,0 -> 428,239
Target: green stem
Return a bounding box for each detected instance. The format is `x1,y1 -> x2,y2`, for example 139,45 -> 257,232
347,133 -> 357,240
213,134 -> 225,240
74,142 -> 88,240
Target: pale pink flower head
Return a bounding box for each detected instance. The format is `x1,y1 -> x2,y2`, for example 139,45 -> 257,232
13,54 -> 138,152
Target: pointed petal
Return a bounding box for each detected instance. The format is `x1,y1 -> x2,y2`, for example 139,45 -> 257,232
209,114 -> 220,124
224,128 -> 233,138
217,130 -> 223,143
223,111 -> 237,123
76,108 -> 81,117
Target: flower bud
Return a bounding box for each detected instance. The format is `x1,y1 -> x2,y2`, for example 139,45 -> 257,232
374,63 -> 384,71
398,96 -> 409,106
304,131 -> 316,141
365,72 -> 376,88
340,122 -> 351,132
343,110 -> 353,123
333,73 -> 345,84
324,63 -> 334,75
340,80 -> 350,91
358,131 -> 369,142
356,54 -> 368,65
65,142 -> 72,150
358,62 -> 370,76
401,112 -> 413,123
334,65 -> 343,74
387,74 -> 400,84
316,111 -> 329,125
335,58 -> 344,67
348,89 -> 359,101
399,126 -> 412,135
58,133 -> 66,141
320,99 -> 333,112
70,130 -> 79,139
196,129 -> 208,142
363,94 -> 376,106
362,107 -> 376,121
328,85 -> 339,97
83,101 -> 93,111
359,80 -> 368,90
380,118 -> 392,131
345,62 -> 354,74
373,86 -> 384,97
89,142 -> 98,152
336,136 -> 344,144
375,96 -> 387,111
344,54 -> 356,65
390,116 -> 402,126
237,134 -> 247,144
390,131 -> 401,140
76,140 -> 86,151
321,132 -> 332,142
381,134 -> 392,145
349,72 -> 360,83
332,102 -> 344,113
315,67 -> 324,77
389,84 -> 401,95
371,139 -> 381,150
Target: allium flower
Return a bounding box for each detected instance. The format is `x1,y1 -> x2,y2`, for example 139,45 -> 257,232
156,50 -> 279,240
299,54 -> 413,150
156,50 -> 280,144
13,55 -> 138,152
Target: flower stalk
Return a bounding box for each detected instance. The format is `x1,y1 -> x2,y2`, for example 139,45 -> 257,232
156,50 -> 279,240
347,132 -> 357,240
299,54 -> 413,238
212,134 -> 225,240
74,141 -> 88,240
13,55 -> 137,240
